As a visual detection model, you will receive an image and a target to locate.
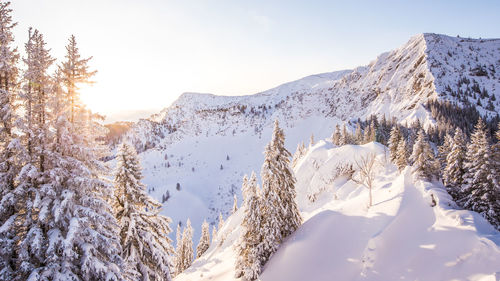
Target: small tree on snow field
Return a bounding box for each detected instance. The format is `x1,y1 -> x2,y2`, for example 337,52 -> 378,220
173,219 -> 194,276
196,220 -> 210,258
218,212 -> 225,232
353,153 -> 377,207
232,193 -> 238,214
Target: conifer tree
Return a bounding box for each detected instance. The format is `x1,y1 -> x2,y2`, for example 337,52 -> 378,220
59,35 -> 96,124
388,126 -> 402,162
196,220 -> 210,258
395,138 -> 408,171
332,124 -> 341,145
0,2 -> 21,278
173,224 -> 183,276
218,212 -> 224,232
309,133 -> 315,147
181,219 -> 194,272
438,133 -> 453,170
114,142 -> 174,280
235,172 -> 263,281
354,122 -> 363,144
260,120 -> 302,267
492,123 -> 500,189
232,194 -> 238,214
443,128 -> 467,200
410,130 -> 437,181
462,119 -> 500,228
340,123 -> 349,145
13,29 -> 123,280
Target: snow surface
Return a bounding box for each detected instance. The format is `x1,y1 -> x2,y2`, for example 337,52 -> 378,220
175,141 -> 500,281
120,33 -> 500,246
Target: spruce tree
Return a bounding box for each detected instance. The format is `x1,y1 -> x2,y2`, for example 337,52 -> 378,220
340,123 -> 348,145
0,2 -> 21,278
438,133 -> 453,171
14,29 -> 123,280
443,128 -> 467,201
332,124 -> 341,145
395,138 -> 408,172
218,212 -> 224,232
462,119 -> 500,228
59,35 -> 96,124
260,120 -> 302,267
354,122 -> 363,144
410,130 -> 438,181
173,224 -> 183,276
388,126 -> 401,162
492,123 -> 500,190
196,220 -> 210,258
181,219 -> 194,272
235,172 -> 263,281
114,142 -> 174,280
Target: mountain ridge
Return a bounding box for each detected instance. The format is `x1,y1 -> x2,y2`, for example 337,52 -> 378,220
116,32 -> 500,246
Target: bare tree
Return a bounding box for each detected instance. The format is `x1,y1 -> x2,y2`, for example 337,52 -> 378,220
353,153 -> 377,207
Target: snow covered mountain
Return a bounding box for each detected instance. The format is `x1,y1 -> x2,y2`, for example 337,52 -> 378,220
175,141 -> 500,281
119,33 -> 500,245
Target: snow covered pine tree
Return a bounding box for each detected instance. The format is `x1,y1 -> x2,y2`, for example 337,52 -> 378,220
235,172 -> 263,281
12,31 -> 123,280
462,119 -> 500,228
114,142 -> 174,280
196,220 -> 210,258
0,2 -> 21,279
259,120 -> 302,270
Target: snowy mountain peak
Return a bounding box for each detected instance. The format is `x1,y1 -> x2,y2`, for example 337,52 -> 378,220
120,33 -> 500,249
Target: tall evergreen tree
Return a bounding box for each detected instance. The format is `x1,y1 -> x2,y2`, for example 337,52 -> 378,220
395,138 -> 408,172
410,130 -> 437,181
59,35 -> 96,124
114,142 -> 174,280
13,29 -> 123,280
260,120 -> 302,267
196,220 -> 210,259
462,119 -> 500,228
181,219 -> 194,272
388,126 -> 402,162
332,124 -> 341,145
438,133 -> 453,170
443,128 -> 467,201
354,122 -> 363,144
235,172 -> 263,281
0,2 -> 21,279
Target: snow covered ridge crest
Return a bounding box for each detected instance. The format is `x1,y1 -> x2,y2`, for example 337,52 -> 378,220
175,141 -> 500,281
125,32 -> 500,151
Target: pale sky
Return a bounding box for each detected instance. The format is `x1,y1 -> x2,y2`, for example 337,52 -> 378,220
10,0 -> 500,122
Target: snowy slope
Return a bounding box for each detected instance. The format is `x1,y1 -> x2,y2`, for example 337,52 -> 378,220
175,141 -> 500,281
119,33 -> 500,245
